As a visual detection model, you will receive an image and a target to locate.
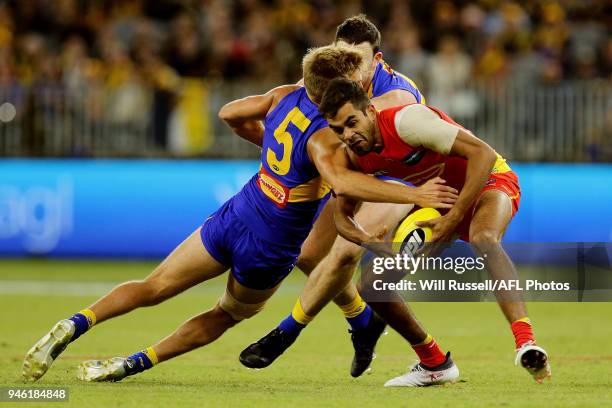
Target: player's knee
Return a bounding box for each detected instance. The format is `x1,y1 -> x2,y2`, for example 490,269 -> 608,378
296,254 -> 320,275
217,289 -> 266,322
296,256 -> 314,275
330,244 -> 361,268
210,304 -> 240,328
470,229 -> 501,245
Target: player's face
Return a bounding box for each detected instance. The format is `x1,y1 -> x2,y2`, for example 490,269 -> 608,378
336,40 -> 381,90
327,102 -> 377,156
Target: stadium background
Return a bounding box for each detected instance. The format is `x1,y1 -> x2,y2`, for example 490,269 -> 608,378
0,1 -> 611,407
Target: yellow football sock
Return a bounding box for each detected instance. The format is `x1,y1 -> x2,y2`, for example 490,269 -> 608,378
291,298 -> 314,325
338,294 -> 367,319
143,347 -> 159,365
79,309 -> 97,327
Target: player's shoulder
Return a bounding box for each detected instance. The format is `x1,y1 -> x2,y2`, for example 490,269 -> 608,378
268,84 -> 301,98
395,103 -> 436,122
267,84 -> 303,114
396,104 -> 461,129
377,103 -> 421,122
372,89 -> 419,109
391,104 -> 439,133
371,59 -> 423,103
372,60 -> 399,84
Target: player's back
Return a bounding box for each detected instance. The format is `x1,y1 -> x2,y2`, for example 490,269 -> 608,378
233,87 -> 330,247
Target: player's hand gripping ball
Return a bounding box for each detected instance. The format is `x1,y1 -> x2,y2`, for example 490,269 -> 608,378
393,208 -> 441,257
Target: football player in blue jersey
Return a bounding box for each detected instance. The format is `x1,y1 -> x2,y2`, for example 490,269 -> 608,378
237,15 -> 442,379
21,45 -> 457,383
295,14 -> 427,301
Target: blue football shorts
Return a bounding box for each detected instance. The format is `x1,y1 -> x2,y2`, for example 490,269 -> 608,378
200,197 -> 300,290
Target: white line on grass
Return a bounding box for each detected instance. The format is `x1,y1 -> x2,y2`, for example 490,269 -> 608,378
0,280 -> 118,296
0,279 -> 304,296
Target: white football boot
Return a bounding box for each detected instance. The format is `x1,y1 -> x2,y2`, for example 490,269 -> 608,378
23,320 -> 75,381
515,341 -> 551,383
384,352 -> 459,387
77,357 -> 129,382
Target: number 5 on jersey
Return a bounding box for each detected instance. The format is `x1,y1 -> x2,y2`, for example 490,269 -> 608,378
266,107 -> 310,175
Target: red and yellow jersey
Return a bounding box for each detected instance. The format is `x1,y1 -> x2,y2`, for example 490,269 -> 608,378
356,104 -> 520,241
355,104 -> 512,191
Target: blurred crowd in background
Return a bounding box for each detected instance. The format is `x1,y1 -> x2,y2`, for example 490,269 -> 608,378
0,0 -> 610,159
2,0 -> 611,87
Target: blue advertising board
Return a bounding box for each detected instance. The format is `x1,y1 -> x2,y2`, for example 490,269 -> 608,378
0,160 -> 610,257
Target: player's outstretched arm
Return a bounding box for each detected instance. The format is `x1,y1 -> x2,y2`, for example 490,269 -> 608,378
219,85 -> 298,147
395,104 -> 497,240
308,129 -> 458,207
333,195 -> 370,245
333,194 -> 395,258
446,129 -> 497,217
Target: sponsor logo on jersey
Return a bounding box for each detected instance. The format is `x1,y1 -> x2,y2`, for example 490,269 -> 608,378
257,170 -> 289,208
401,148 -> 426,166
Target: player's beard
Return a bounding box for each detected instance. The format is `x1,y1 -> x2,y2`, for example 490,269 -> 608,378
351,138 -> 369,155
352,120 -> 377,156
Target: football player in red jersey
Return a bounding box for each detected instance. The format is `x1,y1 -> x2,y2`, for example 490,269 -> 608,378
318,78 -> 551,385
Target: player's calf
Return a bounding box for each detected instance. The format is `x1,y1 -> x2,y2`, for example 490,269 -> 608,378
79,305 -> 243,382
22,275 -> 188,382
166,306 -> 240,356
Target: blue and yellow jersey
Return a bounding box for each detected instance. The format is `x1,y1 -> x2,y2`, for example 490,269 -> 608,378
233,87 -> 331,246
368,60 -> 425,103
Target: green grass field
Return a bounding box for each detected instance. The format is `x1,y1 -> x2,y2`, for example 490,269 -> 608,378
1,259 -> 611,407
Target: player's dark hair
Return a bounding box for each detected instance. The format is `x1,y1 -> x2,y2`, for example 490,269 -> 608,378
319,78 -> 370,119
334,14 -> 381,54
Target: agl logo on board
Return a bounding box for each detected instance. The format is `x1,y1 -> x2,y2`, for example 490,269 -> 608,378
0,177 -> 73,253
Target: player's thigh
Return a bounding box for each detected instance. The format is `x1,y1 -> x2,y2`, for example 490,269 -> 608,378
469,190 -> 513,242
145,227 -> 227,292
297,196 -> 338,274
